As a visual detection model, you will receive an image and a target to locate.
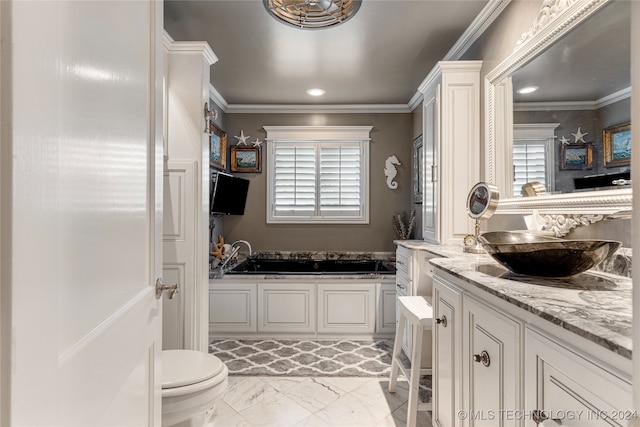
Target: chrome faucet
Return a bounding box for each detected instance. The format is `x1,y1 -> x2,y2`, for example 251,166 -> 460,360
231,240 -> 252,257
218,245 -> 240,270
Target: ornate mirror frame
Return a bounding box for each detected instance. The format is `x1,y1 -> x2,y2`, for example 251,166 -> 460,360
485,0 -> 631,216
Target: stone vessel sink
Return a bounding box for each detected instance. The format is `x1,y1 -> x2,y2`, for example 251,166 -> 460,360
477,231 -> 621,278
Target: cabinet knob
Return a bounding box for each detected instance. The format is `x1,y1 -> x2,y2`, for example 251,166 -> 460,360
532,410 -> 562,425
472,350 -> 491,367
435,315 -> 447,327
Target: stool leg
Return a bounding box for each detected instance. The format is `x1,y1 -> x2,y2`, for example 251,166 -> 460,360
389,314 -> 405,393
407,324 -> 423,427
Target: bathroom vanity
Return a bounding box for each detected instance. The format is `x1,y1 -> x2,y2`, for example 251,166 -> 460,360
430,255 -> 632,427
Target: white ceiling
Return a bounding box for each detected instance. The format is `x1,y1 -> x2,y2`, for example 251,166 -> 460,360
164,0 -> 490,107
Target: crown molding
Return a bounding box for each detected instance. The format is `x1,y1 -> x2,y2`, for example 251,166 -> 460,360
415,0 -> 510,97
514,87 -> 631,111
225,104 -> 411,114
163,33 -> 218,66
595,86 -> 631,109
444,0 -> 512,59
208,84 -> 229,111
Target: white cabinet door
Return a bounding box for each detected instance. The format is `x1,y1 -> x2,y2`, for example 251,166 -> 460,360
526,328 -> 633,427
258,283 -> 315,333
209,283 -> 257,333
422,89 -> 440,243
377,283 -> 397,334
318,283 -> 376,333
463,295 -> 522,427
433,276 -> 462,427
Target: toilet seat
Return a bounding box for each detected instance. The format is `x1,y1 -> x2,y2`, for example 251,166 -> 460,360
162,349 -> 226,390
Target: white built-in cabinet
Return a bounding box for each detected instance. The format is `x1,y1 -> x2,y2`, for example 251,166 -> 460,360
163,34 -> 218,352
420,61 -> 482,245
209,280 -> 394,338
432,268 -> 632,427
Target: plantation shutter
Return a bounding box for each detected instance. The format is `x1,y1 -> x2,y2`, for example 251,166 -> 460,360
273,143 -> 316,216
513,141 -> 547,195
319,143 -> 363,216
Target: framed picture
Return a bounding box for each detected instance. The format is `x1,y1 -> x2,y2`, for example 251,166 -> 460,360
231,146 -> 261,173
209,122 -> 227,170
603,122 -> 631,168
561,143 -> 593,170
412,135 -> 423,204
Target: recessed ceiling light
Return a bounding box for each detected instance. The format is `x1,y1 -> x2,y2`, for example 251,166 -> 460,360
516,86 -> 539,94
306,88 -> 326,96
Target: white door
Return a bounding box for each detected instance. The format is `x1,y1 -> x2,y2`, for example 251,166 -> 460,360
2,1 -> 164,425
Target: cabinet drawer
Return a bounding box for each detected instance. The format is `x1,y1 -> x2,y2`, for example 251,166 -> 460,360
395,246 -> 412,277
525,327 -> 632,426
395,269 -> 412,295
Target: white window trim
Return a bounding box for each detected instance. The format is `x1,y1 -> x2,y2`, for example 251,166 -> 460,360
264,126 -> 372,224
513,123 -> 559,195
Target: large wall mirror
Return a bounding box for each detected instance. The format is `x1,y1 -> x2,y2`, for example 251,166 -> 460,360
486,0 -> 632,215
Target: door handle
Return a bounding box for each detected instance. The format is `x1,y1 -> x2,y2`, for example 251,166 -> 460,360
473,350 -> 491,367
435,315 -> 447,327
155,278 -> 179,300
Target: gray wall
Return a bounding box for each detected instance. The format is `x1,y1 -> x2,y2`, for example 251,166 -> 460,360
220,113 -> 413,252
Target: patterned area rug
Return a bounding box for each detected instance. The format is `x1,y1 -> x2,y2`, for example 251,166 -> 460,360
209,339 -> 395,377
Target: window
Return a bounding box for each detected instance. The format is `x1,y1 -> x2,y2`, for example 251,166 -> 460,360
512,123 -> 559,196
264,126 -> 371,223
513,141 -> 547,194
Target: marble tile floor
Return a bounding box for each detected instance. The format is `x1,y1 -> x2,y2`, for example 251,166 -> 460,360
209,375 -> 432,427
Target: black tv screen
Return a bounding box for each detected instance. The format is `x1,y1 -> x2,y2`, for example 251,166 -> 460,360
210,172 -> 249,215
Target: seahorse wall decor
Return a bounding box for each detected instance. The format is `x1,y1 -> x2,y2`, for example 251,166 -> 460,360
384,155 -> 401,189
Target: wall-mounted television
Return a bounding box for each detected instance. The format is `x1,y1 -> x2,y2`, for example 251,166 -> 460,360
210,172 -> 249,215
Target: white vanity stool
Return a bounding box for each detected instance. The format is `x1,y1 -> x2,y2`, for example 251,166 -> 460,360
389,296 -> 433,427
162,350 -> 229,427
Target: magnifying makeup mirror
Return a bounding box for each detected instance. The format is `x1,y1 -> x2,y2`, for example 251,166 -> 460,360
464,182 -> 500,253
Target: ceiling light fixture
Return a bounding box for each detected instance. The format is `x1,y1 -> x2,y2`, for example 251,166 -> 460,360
516,86 -> 539,94
306,88 -> 326,96
264,0 -> 361,29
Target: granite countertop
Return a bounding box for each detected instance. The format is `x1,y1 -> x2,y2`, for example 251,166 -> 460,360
393,239 -> 466,258
210,251 -> 396,281
430,256 -> 632,359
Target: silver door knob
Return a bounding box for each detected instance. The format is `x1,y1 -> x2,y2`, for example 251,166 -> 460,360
435,316 -> 447,327
473,350 -> 491,367
155,278 -> 179,300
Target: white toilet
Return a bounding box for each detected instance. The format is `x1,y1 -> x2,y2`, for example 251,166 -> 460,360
162,349 -> 229,427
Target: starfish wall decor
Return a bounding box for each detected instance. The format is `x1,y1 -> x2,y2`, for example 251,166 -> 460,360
571,126 -> 588,143
234,130 -> 250,145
